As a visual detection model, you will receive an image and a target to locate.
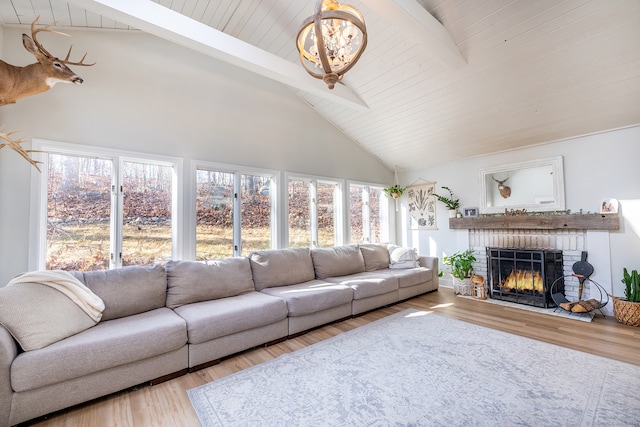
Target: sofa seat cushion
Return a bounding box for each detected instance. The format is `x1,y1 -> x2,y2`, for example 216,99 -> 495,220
11,308 -> 186,392
324,272 -> 398,299
249,248 -> 316,290
166,258 -> 255,309
71,265 -> 167,321
173,291 -> 288,345
260,280 -> 353,317
388,267 -> 433,288
310,245 -> 366,279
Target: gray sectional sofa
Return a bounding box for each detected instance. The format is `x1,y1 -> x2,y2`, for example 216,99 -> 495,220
0,244 -> 437,426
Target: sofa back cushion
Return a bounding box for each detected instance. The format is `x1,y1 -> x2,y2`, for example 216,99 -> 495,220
359,243 -> 391,271
165,258 -> 255,309
0,283 -> 96,351
72,265 -> 167,321
249,248 -> 315,291
311,245 -> 365,279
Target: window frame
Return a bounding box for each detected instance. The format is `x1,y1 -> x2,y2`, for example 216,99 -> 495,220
347,180 -> 390,244
27,140 -> 393,269
189,160 -> 279,258
285,172 -> 344,248
29,139 -> 183,270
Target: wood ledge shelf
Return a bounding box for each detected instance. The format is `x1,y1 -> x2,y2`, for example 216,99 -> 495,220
449,213 -> 619,231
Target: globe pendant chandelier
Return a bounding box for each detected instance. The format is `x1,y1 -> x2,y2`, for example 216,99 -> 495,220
296,0 -> 367,89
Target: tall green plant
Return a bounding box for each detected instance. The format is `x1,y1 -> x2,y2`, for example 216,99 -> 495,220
434,186 -> 460,210
443,249 -> 476,279
622,268 -> 640,302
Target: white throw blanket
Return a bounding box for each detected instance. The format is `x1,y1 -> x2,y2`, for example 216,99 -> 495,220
8,270 -> 105,322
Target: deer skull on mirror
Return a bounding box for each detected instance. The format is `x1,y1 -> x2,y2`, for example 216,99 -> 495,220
492,176 -> 511,198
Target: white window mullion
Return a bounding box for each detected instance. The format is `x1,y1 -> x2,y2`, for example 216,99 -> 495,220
29,150 -> 49,271
171,160 -> 184,260
362,186 -> 371,243
334,182 -> 343,246
233,172 -> 242,256
111,159 -> 123,269
310,180 -> 318,248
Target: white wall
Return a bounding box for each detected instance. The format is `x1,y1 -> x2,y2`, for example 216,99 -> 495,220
0,27 -> 392,284
399,125 -> 640,296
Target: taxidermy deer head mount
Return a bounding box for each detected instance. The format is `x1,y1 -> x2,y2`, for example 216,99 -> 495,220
492,176 -> 511,198
0,16 -> 95,171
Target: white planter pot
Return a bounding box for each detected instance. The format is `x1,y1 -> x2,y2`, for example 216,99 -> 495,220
449,209 -> 457,218
453,277 -> 472,296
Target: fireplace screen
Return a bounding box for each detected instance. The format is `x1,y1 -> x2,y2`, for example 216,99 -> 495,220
487,248 -> 564,308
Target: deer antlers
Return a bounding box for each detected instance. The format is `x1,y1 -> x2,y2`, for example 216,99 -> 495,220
0,127 -> 42,172
29,16 -> 95,67
0,16 -> 95,171
0,127 -> 42,171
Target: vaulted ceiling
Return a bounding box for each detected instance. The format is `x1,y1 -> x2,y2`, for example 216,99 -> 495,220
2,0 -> 639,171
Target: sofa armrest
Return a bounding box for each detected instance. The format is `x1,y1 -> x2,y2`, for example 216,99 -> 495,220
0,325 -> 18,426
419,256 -> 439,287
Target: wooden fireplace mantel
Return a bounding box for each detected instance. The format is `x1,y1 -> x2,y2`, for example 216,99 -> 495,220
449,213 -> 619,231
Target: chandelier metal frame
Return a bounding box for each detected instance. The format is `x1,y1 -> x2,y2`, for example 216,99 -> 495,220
296,0 -> 367,89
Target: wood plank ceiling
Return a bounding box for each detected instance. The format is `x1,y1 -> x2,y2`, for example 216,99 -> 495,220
1,0 -> 639,171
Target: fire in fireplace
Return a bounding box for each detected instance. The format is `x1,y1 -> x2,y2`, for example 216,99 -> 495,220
487,248 -> 564,308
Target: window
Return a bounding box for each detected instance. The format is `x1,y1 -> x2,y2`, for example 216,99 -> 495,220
121,160 -> 174,266
288,179 -> 311,247
32,141 -> 391,268
195,165 -> 274,259
46,153 -> 113,270
288,175 -> 341,248
240,174 -> 272,253
33,141 -> 181,271
195,170 -> 234,260
349,183 -> 388,244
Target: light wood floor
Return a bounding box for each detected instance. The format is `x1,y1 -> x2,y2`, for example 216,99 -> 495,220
27,287 -> 640,426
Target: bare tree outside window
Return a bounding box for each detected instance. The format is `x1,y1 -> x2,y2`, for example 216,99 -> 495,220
288,179 -> 311,247
349,184 -> 385,244
121,161 -> 173,266
196,170 -> 234,260
241,174 -> 272,254
46,153 -> 112,271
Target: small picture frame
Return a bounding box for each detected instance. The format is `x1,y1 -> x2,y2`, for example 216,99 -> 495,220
463,207 -> 479,217
600,198 -> 618,214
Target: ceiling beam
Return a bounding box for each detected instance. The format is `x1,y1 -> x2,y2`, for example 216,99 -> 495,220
364,0 -> 466,69
66,0 -> 370,111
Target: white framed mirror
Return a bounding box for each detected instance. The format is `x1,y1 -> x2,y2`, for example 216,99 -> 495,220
479,156 -> 565,214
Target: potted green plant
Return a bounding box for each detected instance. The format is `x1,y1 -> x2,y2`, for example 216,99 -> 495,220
434,186 -> 460,217
443,249 -> 476,296
613,268 -> 640,327
383,184 -> 406,199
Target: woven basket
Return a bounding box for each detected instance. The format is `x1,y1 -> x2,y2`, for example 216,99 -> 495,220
612,297 -> 640,327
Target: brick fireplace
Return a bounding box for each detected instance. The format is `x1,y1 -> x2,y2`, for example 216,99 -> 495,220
469,229 -> 589,305
448,213 -> 619,314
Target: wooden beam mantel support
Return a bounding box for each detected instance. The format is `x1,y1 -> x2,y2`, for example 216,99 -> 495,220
67,0 -> 370,111
449,213 -> 620,231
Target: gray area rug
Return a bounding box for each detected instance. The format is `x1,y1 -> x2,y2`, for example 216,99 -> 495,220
188,309 -> 640,426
